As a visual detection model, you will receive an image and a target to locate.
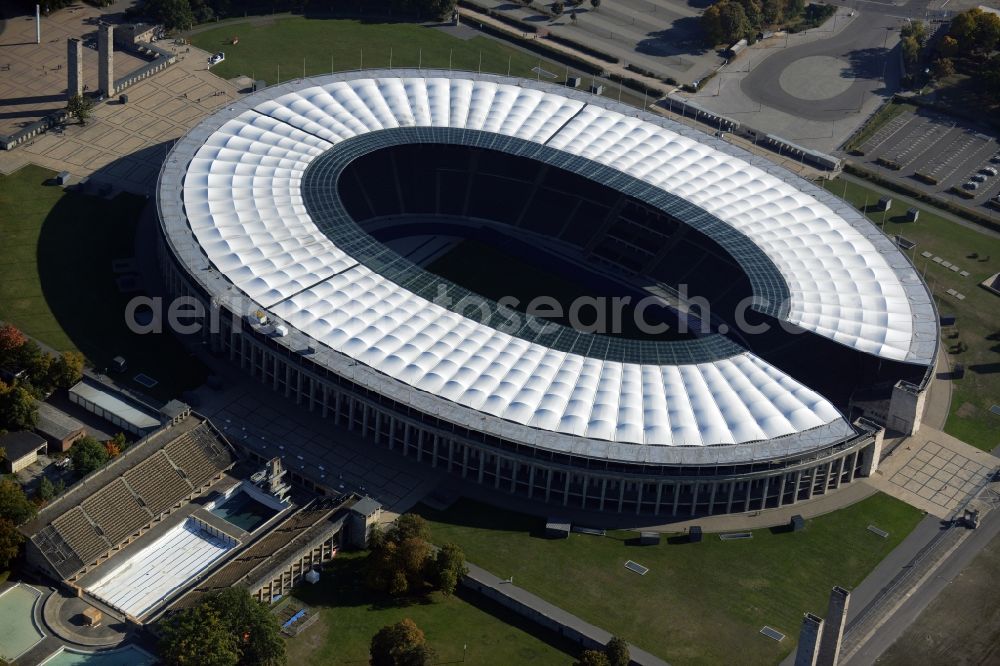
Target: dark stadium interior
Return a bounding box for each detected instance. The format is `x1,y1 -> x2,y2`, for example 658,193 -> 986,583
336,143 -> 928,412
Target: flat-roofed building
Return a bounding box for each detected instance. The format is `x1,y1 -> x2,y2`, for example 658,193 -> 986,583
1,431 -> 47,474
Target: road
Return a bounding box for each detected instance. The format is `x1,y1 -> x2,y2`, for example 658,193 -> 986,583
740,10 -> 901,122
844,494 -> 1000,664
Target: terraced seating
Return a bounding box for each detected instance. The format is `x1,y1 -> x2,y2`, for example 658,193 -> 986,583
124,451 -> 193,515
165,425 -> 233,488
80,479 -> 151,545
52,507 -> 111,564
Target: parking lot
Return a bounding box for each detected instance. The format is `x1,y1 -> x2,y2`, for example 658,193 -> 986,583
465,0 -> 724,85
854,107 -> 1000,214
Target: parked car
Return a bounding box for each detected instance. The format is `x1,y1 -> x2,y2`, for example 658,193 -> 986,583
971,173 -> 987,183
992,154 -> 1000,164
208,52 -> 225,66
980,166 -> 998,177
963,181 -> 980,190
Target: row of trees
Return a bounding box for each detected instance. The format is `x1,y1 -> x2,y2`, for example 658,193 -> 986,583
159,587 -> 286,666
701,0 -> 806,47
366,514 -> 468,597
133,0 -> 458,31
575,637 -> 631,666
0,324 -> 84,431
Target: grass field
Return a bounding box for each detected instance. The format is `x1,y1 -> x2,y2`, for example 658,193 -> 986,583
0,165 -> 207,400
416,493 -> 924,665
189,16 -> 644,106
821,177 -> 1000,452
286,551 -> 577,665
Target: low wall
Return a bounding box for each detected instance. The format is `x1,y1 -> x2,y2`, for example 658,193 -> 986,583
461,562 -> 669,666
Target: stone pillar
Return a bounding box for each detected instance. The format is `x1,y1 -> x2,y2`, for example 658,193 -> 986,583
817,586 -> 850,666
858,423 -> 885,477
794,613 -> 825,666
67,38 -> 83,99
98,24 -> 114,96
887,380 -> 926,436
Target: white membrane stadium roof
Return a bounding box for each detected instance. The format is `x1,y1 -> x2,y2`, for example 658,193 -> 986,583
162,72 -> 934,454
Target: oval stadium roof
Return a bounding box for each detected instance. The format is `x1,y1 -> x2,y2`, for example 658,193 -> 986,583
158,71 -> 934,458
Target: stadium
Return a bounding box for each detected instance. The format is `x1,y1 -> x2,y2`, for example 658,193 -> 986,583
156,71 -> 938,518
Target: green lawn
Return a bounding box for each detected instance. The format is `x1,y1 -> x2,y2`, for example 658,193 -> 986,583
821,177 -> 1000,451
0,165 -> 207,400
190,17 -> 644,106
416,493 -> 923,666
286,551 -> 577,665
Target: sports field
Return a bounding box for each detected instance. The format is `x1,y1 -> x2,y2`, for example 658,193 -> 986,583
0,165 -> 207,399
286,551 -> 577,665
416,493 -> 923,665
821,177 -> 1000,452
189,17 -> 645,106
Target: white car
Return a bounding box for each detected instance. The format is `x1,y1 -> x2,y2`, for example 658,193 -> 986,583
963,181 -> 980,190
208,52 -> 225,66
980,166 -> 998,177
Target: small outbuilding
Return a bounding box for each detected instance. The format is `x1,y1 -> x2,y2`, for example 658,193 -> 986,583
0,431 -> 47,473
639,531 -> 660,546
878,196 -> 892,211
790,514 -> 805,532
82,607 -> 103,627
545,519 -> 571,539
688,525 -> 703,543
906,207 -> 919,222
56,171 -> 70,186
35,402 -> 86,452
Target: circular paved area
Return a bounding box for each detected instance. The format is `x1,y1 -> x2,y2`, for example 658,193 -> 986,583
778,55 -> 855,100
43,590 -> 128,647
741,11 -> 899,121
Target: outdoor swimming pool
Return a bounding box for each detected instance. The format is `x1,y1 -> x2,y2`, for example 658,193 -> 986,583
41,645 -> 157,666
0,584 -> 45,662
210,488 -> 278,532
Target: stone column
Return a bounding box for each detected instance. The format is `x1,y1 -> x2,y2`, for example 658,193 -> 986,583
98,24 -> 114,96
67,38 -> 83,99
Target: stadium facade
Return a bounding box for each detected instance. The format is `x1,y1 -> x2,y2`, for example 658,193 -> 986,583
156,71 -> 937,518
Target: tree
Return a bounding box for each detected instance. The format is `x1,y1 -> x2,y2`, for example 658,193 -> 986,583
901,35 -> 920,69
949,9 -> 980,50
104,438 -> 121,459
160,604 -> 239,666
590,0 -> 601,9
143,0 -> 197,31
202,588 -> 286,666
0,477 -> 37,525
159,588 -> 285,666
0,518 -> 22,570
718,2 -> 752,44
0,324 -> 26,358
932,57 -> 956,80
553,1 -> 565,15
939,34 -> 959,57
975,12 -> 1000,54
606,636 -> 630,666
394,514 -> 431,544
66,94 -> 94,125
36,475 -> 55,502
70,436 -> 109,476
901,20 -> 927,45
762,0 -> 786,25
431,542 -> 467,596
47,352 -> 84,390
701,4 -> 725,45
370,619 -> 434,666
0,380 -> 38,431
574,649 -> 611,666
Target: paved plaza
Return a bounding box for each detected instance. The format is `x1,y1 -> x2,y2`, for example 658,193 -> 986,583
0,41 -> 240,194
0,4 -> 146,136
196,380 -> 445,515
867,427 -> 999,519
687,7 -> 898,152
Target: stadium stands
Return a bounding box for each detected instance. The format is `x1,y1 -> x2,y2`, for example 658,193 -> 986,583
24,418 -> 236,581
